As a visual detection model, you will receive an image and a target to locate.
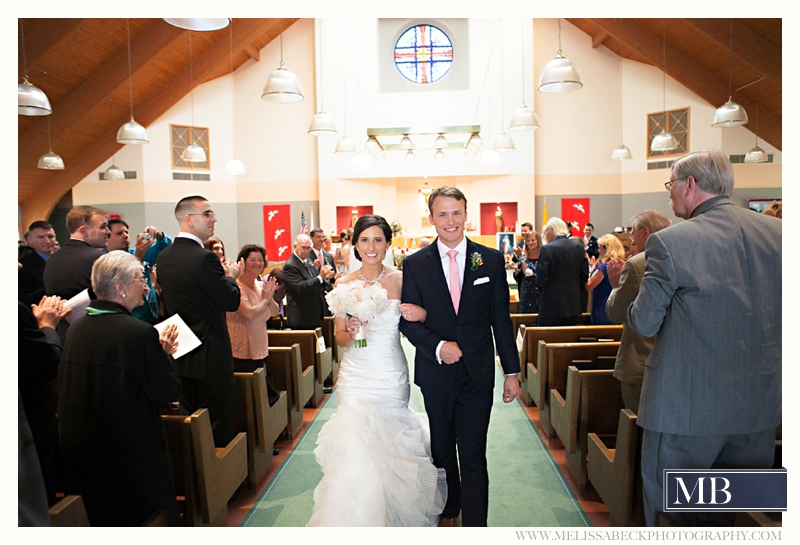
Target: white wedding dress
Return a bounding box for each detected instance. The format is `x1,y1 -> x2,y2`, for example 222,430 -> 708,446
307,299 -> 447,527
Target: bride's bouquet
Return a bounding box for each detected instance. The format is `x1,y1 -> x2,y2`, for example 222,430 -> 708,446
325,280 -> 388,348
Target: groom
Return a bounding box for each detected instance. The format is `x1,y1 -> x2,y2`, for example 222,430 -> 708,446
399,186 -> 521,527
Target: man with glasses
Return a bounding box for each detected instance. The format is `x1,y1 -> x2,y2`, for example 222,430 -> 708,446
628,150 -> 782,526
282,233 -> 335,331
156,196 -> 244,448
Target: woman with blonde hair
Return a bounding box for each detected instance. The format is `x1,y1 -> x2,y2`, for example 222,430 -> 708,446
586,234 -> 625,325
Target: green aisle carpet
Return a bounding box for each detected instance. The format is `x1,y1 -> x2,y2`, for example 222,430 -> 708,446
240,338 -> 591,527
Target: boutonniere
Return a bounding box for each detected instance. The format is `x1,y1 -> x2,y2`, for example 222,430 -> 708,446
470,252 -> 484,271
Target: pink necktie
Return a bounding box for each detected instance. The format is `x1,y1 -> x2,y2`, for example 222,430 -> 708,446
447,250 -> 461,314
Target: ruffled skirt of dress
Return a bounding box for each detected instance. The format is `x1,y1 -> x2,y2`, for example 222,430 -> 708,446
307,403 -> 447,527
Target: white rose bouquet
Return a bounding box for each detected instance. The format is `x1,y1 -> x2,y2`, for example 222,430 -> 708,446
325,280 -> 389,348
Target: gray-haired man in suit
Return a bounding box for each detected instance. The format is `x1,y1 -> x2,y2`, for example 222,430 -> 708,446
604,209 -> 671,413
628,150 -> 781,526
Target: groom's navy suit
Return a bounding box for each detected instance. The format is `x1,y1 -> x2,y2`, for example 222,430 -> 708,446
399,237 -> 520,526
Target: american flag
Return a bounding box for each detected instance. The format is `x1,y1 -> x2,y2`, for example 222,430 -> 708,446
300,208 -> 308,235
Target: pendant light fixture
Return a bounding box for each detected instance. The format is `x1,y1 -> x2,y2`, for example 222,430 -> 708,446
18,19 -> 52,116
37,116 -> 64,170
713,19 -> 748,128
538,19 -> 582,94
651,20 -> 677,153
334,23 -> 355,156
510,19 -> 539,130
224,23 -> 245,175
308,20 -> 337,136
262,19 -> 304,104
182,33 -> 206,164
493,21 -> 515,152
117,19 -> 149,144
104,100 -> 125,179
611,57 -> 632,161
163,18 -> 231,32
744,100 -> 768,163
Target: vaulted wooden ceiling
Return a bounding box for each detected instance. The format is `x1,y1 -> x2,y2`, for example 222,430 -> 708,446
18,18 -> 781,231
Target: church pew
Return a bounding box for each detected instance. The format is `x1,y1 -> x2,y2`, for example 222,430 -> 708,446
49,495 -> 90,527
521,324 -> 622,412
514,314 -> 594,404
587,409 -> 645,526
234,366 -> 289,489
264,344 -> 313,439
509,300 -> 519,314
48,494 -> 168,527
563,369 -> 624,491
162,409 -> 247,526
269,329 -> 332,407
547,342 -> 620,444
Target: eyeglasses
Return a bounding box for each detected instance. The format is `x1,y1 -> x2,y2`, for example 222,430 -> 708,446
188,210 -> 216,219
665,177 -> 687,190
133,275 -> 147,286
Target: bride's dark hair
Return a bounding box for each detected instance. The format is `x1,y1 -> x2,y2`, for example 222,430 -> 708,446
352,215 -> 392,262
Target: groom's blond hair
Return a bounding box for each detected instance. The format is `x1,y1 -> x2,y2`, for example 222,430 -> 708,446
428,186 -> 467,213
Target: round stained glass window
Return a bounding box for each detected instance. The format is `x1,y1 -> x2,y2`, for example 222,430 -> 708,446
394,24 -> 453,84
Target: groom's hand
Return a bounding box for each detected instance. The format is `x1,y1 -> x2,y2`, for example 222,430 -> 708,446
502,375 -> 521,403
440,341 -> 462,364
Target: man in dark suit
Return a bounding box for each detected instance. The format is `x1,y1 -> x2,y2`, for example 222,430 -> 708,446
628,150 -> 781,526
535,217 -> 589,326
283,233 -> 335,330
156,196 -> 243,447
44,206 -> 110,301
310,228 -> 340,315
44,206 -> 110,342
19,221 -> 57,306
583,222 -> 599,261
399,186 -> 521,527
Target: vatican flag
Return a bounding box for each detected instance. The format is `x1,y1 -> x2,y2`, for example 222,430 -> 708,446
541,199 -> 549,231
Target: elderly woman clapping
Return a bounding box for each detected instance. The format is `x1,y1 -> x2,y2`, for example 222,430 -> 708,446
58,250 -> 183,526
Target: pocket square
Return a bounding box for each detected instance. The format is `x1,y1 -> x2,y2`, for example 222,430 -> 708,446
473,277 -> 490,286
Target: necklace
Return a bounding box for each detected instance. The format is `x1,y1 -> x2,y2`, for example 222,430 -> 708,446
359,266 -> 386,285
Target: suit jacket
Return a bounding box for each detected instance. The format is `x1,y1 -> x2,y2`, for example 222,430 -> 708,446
155,238 -> 241,379
628,196 -> 781,436
585,235 -> 599,260
282,253 -> 327,329
18,301 -> 62,476
605,252 -> 655,385
18,247 -> 48,306
535,236 -> 589,325
43,238 -> 103,300
399,238 -> 520,395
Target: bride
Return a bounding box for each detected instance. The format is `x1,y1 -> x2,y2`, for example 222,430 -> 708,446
307,215 -> 447,527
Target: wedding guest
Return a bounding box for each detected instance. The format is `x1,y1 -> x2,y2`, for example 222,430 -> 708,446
58,251 -> 182,526
513,231 -> 543,314
761,201 -> 782,219
226,244 -> 280,372
205,236 -> 226,262
586,234 -> 625,325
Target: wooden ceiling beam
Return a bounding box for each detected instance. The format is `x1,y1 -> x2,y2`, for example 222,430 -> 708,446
683,19 -> 781,86
19,20 -> 184,171
245,45 -> 261,62
586,18 -> 780,150
19,18 -> 294,228
20,18 -> 84,71
591,31 -> 608,49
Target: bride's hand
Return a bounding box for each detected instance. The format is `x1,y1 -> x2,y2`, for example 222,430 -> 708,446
345,316 -> 363,338
398,303 -> 427,323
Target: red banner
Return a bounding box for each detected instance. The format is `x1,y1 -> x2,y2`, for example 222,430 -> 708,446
561,198 -> 590,238
263,204 -> 292,263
